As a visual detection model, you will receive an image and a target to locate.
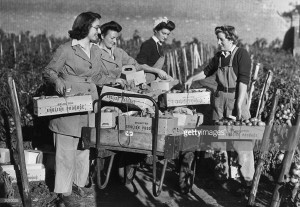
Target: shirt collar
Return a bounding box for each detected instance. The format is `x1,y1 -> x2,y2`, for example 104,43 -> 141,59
98,42 -> 115,59
71,39 -> 97,48
152,35 -> 162,46
221,45 -> 236,57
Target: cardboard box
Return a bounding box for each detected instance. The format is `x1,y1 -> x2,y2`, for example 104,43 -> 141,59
163,89 -> 211,107
100,86 -> 153,109
150,80 -> 179,91
125,71 -> 146,86
173,113 -> 204,128
2,164 -> 45,183
0,148 -> 10,164
118,116 -> 178,135
100,112 -> 118,128
24,150 -> 43,164
33,95 -> 93,116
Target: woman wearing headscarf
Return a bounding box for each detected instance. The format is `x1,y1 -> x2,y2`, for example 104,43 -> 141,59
185,25 -> 254,193
93,20 -> 172,87
43,12 -> 102,206
136,17 -> 175,82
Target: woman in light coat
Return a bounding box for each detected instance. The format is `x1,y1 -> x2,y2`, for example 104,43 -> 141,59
93,21 -> 172,87
43,11 -> 102,206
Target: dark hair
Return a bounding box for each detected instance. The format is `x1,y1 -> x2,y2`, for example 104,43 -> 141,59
100,21 -> 122,37
215,25 -> 239,44
154,20 -> 175,32
68,12 -> 101,40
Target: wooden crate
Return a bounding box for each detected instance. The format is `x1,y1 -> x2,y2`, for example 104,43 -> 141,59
100,86 -> 153,109
163,89 -> 211,107
33,95 -> 93,116
199,125 -> 265,140
88,128 -> 166,152
118,116 -> 178,135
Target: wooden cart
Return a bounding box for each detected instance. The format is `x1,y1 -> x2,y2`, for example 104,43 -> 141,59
82,92 -> 202,196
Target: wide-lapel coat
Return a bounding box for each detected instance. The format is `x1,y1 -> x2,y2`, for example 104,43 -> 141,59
92,47 -> 141,86
43,40 -> 102,137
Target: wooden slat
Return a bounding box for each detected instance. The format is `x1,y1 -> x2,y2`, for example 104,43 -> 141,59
8,76 -> 32,207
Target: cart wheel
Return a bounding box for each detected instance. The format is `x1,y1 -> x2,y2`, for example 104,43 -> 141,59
179,152 -> 196,194
118,153 -> 138,184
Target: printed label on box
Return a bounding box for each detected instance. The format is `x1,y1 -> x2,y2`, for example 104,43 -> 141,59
101,86 -> 153,109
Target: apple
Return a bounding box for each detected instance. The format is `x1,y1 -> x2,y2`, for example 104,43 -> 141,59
290,176 -> 299,184
235,121 -> 241,126
104,108 -> 112,112
277,153 -> 284,161
247,122 -> 253,126
257,121 -> 266,126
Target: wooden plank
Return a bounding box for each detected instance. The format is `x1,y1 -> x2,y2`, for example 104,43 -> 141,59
248,89 -> 280,206
255,70 -> 273,119
8,76 -> 32,207
89,128 -> 166,152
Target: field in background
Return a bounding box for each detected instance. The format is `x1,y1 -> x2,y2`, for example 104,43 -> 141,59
0,0 -> 289,45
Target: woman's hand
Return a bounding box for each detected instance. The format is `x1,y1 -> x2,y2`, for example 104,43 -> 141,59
156,69 -> 168,80
55,79 -> 71,96
184,77 -> 194,90
116,78 -> 127,88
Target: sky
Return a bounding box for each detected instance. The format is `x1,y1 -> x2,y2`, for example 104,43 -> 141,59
274,0 -> 300,12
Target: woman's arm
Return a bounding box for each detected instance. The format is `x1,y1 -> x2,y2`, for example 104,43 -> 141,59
120,48 -> 171,80
236,82 -> 248,119
43,45 -> 67,95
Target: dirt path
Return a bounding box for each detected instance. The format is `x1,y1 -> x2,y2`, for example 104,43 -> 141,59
85,164 -> 272,207
6,160 -> 273,207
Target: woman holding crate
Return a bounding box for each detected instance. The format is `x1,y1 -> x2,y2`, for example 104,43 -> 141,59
43,12 -> 103,206
185,25 -> 254,194
136,17 -> 175,82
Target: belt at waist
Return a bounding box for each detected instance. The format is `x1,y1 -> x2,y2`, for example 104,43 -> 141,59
217,85 -> 236,93
60,74 -> 92,83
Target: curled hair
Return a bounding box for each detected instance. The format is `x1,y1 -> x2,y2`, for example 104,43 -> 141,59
68,12 -> 101,40
215,25 -> 239,44
154,20 -> 175,32
100,21 -> 122,37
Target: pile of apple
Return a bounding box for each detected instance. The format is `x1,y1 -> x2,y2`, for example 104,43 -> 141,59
214,117 -> 266,126
276,104 -> 294,126
286,162 -> 300,185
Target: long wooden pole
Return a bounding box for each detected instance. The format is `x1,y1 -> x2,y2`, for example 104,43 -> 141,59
270,110 -> 300,207
174,50 -> 182,84
248,63 -> 260,110
256,70 -> 273,120
182,47 -> 188,82
255,70 -> 273,119
166,52 -> 171,76
189,44 -> 194,76
248,89 -> 280,206
8,75 -> 32,207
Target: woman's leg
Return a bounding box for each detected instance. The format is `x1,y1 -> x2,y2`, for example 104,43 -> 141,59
54,133 -> 77,194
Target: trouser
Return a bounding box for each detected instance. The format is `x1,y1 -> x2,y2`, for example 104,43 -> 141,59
213,90 -> 251,121
54,133 -> 90,194
210,140 -> 255,182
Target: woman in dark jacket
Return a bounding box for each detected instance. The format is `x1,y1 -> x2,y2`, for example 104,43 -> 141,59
136,17 -> 175,82
43,12 -> 102,206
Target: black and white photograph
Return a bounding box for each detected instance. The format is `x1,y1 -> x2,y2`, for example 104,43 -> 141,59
0,0 -> 300,206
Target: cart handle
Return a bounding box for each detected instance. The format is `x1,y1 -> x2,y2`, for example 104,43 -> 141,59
95,92 -> 162,196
